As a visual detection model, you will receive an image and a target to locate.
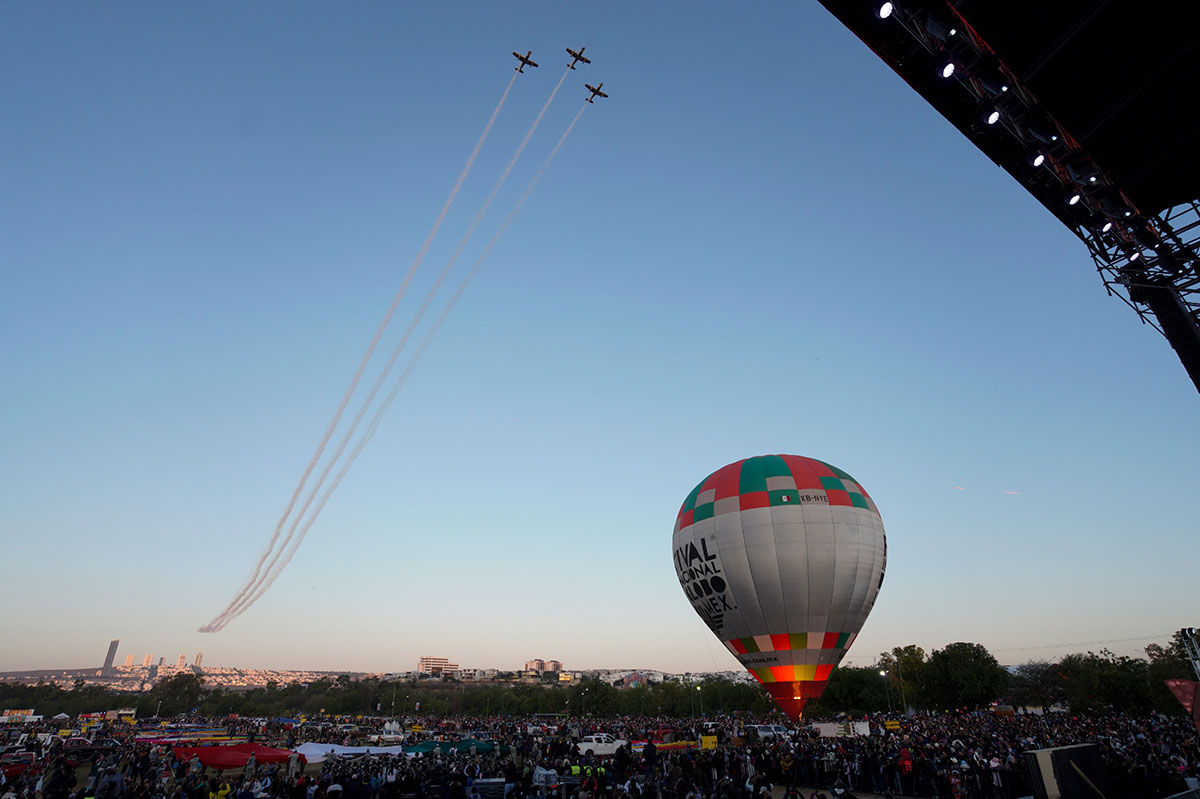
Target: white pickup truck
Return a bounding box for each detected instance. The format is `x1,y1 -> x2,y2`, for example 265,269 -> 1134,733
750,724 -> 792,739
576,733 -> 627,757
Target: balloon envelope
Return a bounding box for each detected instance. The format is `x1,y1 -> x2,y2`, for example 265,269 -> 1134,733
672,454 -> 886,719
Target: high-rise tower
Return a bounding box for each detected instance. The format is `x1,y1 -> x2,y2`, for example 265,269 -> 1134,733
101,640 -> 119,678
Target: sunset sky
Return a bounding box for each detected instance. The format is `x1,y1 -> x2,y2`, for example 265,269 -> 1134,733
1,2 -> 1194,676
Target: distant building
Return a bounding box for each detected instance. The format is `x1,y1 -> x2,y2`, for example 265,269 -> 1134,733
101,640 -> 120,678
143,654 -> 153,667
124,655 -> 134,667
525,659 -> 545,672
158,657 -> 165,666
620,671 -> 651,689
545,660 -> 562,672
177,654 -> 186,668
417,656 -> 458,675
195,651 -> 204,669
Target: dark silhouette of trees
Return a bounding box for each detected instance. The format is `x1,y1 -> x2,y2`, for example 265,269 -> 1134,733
922,642 -> 1009,710
1,635 -> 1192,720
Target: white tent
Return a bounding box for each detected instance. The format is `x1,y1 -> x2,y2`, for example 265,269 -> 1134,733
52,713 -> 71,720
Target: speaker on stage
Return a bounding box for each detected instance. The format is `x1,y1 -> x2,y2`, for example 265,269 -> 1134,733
1022,743 -> 1112,799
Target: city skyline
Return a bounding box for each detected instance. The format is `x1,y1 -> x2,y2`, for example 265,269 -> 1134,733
3,630 -> 1183,678
0,658 -> 760,697
2,4 -> 1195,674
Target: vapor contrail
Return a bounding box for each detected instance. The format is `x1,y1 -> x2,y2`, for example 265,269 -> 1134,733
199,72 -> 519,633
219,103 -> 590,630
207,69 -> 572,629
204,72 -> 575,632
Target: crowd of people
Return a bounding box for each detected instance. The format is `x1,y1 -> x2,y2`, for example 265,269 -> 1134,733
2,709 -> 1198,799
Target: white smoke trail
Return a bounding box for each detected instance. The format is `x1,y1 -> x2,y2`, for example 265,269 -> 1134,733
207,69 -> 571,630
204,74 -> 575,632
219,103 -> 590,629
199,72 -> 519,633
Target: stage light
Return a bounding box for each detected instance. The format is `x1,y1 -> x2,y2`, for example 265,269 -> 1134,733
979,76 -> 1009,95
1155,247 -> 1182,276
975,57 -> 1009,96
1095,190 -> 1131,219
1067,161 -> 1103,186
1134,229 -> 1161,250
1091,216 -> 1125,247
937,58 -> 956,78
875,1 -> 894,19
1026,119 -> 1059,144
924,15 -> 952,41
984,107 -> 1001,125
1065,189 -> 1082,206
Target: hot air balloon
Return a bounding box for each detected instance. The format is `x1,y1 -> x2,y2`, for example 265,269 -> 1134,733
672,454 -> 886,719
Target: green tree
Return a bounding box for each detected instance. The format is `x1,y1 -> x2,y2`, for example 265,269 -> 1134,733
1057,650 -> 1156,714
922,642 -> 1008,710
1145,631 -> 1192,667
878,645 -> 926,711
651,680 -> 690,716
567,680 -> 619,716
805,666 -> 889,715
1008,660 -> 1067,711
150,672 -> 205,716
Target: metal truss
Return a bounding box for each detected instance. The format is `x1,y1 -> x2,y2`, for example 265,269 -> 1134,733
1181,627 -> 1200,682
875,1 -> 1200,388
1079,200 -> 1200,338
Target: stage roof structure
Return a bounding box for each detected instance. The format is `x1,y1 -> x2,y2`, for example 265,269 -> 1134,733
817,0 -> 1200,391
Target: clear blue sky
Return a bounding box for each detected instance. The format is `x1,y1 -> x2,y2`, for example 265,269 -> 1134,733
2,2 -> 1195,675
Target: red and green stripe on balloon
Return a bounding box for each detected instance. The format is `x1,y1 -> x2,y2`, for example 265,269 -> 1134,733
726,631 -> 860,713
673,454 -> 887,720
675,454 -> 880,532
728,630 -> 858,657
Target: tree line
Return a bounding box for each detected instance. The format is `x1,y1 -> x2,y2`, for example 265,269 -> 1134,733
813,633 -> 1194,717
1,635 -> 1191,721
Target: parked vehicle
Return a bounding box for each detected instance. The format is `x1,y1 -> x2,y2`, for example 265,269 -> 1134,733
648,725 -> 676,742
0,750 -> 35,780
61,737 -> 119,759
576,733 -> 627,757
750,724 -> 791,739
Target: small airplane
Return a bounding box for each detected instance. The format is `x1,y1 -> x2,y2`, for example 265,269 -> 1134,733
566,46 -> 591,70
585,83 -> 608,103
512,50 -> 538,73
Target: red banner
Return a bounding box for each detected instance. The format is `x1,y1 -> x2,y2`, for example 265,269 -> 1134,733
1164,679 -> 1200,735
